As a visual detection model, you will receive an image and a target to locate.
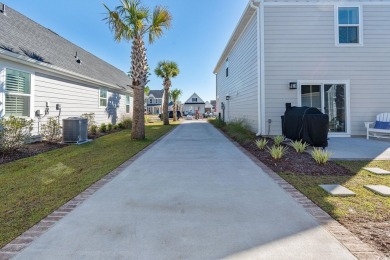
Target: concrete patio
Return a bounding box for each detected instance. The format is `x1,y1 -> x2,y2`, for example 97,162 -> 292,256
327,137 -> 390,160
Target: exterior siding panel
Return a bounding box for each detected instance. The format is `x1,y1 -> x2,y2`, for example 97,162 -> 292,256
216,14 -> 259,132
264,5 -> 390,135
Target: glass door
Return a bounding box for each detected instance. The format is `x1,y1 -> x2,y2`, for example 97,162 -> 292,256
301,83 -> 347,134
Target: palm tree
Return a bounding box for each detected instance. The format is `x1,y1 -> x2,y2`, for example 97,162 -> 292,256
154,61 -> 180,125
170,89 -> 182,121
104,0 -> 172,140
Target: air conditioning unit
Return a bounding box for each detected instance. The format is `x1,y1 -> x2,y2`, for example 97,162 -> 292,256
62,117 -> 88,144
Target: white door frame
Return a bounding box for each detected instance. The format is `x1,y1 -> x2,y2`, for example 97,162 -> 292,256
297,80 -> 351,137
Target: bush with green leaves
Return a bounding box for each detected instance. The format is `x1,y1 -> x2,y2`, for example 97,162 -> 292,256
99,123 -> 107,133
267,145 -> 288,160
120,117 -> 132,129
255,138 -> 268,150
225,119 -> 255,144
291,140 -> 308,153
273,135 -> 285,146
80,113 -> 97,133
311,148 -> 332,165
90,125 -> 98,135
41,117 -> 62,143
208,118 -> 225,128
113,124 -> 118,130
107,123 -> 113,131
118,122 -> 124,129
0,116 -> 34,153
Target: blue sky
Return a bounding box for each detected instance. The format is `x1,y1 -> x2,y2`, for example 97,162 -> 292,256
3,0 -> 248,103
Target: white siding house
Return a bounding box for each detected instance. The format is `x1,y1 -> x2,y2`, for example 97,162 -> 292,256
183,93 -> 206,115
0,4 -> 132,134
214,0 -> 390,137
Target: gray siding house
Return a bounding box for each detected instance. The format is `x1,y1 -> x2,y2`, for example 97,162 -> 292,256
145,90 -> 164,115
214,0 -> 390,137
0,3 -> 132,134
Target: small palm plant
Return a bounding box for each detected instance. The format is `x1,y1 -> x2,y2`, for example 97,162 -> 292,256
267,145 -> 288,160
255,138 -> 268,150
291,140 -> 309,153
311,148 -> 332,165
273,135 -> 285,146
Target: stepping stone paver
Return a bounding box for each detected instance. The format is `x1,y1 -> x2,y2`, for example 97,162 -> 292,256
319,184 -> 356,197
363,167 -> 390,175
364,185 -> 390,197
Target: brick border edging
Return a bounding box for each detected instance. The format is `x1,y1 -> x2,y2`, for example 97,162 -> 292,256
211,124 -> 385,260
240,146 -> 384,259
0,125 -> 180,260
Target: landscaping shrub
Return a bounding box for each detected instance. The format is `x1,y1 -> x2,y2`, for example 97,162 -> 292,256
113,124 -> 118,130
40,117 -> 62,143
80,113 -> 97,133
118,122 -> 124,129
291,140 -> 308,153
267,145 -> 288,160
208,118 -> 225,128
225,119 -> 255,144
107,123 -> 113,131
120,117 -> 132,129
99,123 -> 107,133
0,116 -> 33,153
311,148 -> 332,165
255,138 -> 268,150
90,125 -> 98,135
273,135 -> 285,146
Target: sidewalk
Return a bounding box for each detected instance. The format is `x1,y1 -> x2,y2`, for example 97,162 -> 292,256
13,121 -> 355,259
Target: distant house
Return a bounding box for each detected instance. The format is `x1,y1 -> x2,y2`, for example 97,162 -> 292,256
183,93 -> 205,114
145,90 -> 164,115
210,100 -> 216,112
205,101 -> 213,113
214,0 -> 390,137
0,3 -> 132,134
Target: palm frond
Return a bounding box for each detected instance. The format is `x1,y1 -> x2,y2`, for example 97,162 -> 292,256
148,6 -> 172,43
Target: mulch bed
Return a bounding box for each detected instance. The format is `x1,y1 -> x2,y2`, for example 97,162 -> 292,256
222,132 -> 389,257
0,142 -> 68,165
0,130 -> 123,166
240,139 -> 353,176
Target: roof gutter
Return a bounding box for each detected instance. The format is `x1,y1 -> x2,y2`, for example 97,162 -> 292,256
250,0 -> 264,136
0,49 -> 132,95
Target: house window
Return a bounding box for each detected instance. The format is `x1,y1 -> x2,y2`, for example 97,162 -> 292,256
192,97 -> 197,102
99,88 -> 107,107
336,7 -> 362,45
126,95 -> 130,113
149,98 -> 153,104
225,58 -> 229,77
5,68 -> 31,117
155,99 -> 159,104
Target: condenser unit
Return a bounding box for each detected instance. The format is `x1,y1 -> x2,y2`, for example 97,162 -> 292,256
62,117 -> 88,144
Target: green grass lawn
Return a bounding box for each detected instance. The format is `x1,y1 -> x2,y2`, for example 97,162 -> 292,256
279,160 -> 390,222
0,122 -> 178,248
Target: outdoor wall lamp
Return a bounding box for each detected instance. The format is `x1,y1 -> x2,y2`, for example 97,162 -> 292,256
289,82 -> 297,90
226,95 -> 231,100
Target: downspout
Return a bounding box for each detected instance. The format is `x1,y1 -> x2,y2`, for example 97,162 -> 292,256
250,0 -> 264,136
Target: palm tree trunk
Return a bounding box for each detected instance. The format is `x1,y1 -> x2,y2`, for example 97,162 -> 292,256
131,36 -> 148,140
173,102 -> 176,121
163,84 -> 169,125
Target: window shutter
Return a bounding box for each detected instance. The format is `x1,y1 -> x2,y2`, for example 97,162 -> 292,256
5,69 -> 31,117
6,69 -> 31,94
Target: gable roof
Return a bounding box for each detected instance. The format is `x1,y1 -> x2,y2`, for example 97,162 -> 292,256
0,3 -> 132,93
148,90 -> 164,99
184,93 -> 205,104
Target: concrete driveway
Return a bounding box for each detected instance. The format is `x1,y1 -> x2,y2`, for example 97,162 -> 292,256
14,121 -> 355,259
